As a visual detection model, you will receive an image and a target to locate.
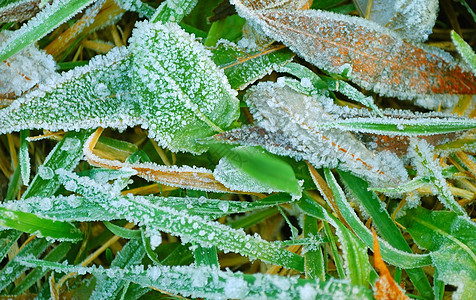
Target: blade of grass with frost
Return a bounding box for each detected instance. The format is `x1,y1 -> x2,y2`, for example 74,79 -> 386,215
297,194 -> 432,269
0,237 -> 49,291
338,170 -> 434,299
231,0 -> 476,109
55,171 -> 304,271
19,259 -> 374,299
193,244 -> 219,268
353,0 -> 438,42
212,145 -> 302,196
0,0 -> 43,23
4,194 -> 292,222
10,242 -> 71,295
211,41 -> 295,90
19,130 -> 30,186
303,215 -> 325,281
409,139 -> 467,217
245,82 -> 408,187
104,221 -> 141,239
150,0 -> 197,23
114,0 -> 154,18
90,239 -> 145,299
451,31 -> 476,74
0,0 -> 96,61
0,229 -> 21,260
398,207 -> 476,299
0,207 -> 83,242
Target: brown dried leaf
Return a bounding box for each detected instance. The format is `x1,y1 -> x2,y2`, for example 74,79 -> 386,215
0,0 -> 47,23
231,0 -> 476,109
372,228 -> 409,300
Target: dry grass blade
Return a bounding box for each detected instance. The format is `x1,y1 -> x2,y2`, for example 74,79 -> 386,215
84,129 -> 236,193
0,0 -> 44,23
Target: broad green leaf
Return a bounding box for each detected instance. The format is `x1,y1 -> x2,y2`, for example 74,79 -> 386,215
19,258 -> 374,299
129,21 -> 239,153
0,0 -> 96,61
90,239 -> 145,299
10,242 -> 71,295
0,207 -> 83,242
0,237 -> 49,291
338,170 -> 434,299
398,207 -> 476,299
212,145 -> 302,196
1,22 -> 240,153
211,41 -> 294,90
451,31 -> 476,74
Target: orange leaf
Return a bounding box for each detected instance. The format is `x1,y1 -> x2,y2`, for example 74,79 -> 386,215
231,0 -> 476,108
372,228 -> 409,300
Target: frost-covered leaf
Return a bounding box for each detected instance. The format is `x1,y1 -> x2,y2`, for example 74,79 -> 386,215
245,82 -> 409,187
0,207 -> 83,242
398,207 -> 476,299
150,0 -> 198,23
0,39 -> 59,99
211,41 -> 294,90
0,0 -> 42,23
231,0 -> 476,109
212,145 -> 302,196
353,0 -> 438,42
19,130 -> 30,186
113,0 -> 154,18
451,31 -> 476,74
19,259 -> 374,299
1,21 -> 240,154
0,0 -> 96,61
129,21 -> 239,153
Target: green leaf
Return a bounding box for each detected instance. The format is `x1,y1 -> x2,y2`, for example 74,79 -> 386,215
398,207 -> 476,299
20,258 -> 374,299
211,42 -> 295,90
19,130 -> 30,186
212,145 -> 302,196
0,0 -> 96,61
451,30 -> 476,74
303,215 -> 325,281
150,0 -> 197,23
0,207 -> 83,242
0,229 -> 21,260
338,170 -> 434,299
193,243 -> 219,268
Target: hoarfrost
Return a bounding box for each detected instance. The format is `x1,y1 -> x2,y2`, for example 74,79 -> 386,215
38,165 -> 54,180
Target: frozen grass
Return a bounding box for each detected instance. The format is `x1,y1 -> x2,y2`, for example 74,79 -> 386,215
0,0 -> 475,299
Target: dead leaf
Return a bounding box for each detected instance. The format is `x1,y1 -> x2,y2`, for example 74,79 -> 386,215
231,0 -> 476,109
372,228 -> 409,300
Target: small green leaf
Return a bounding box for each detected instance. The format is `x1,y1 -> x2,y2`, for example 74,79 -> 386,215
19,130 -> 30,186
212,145 -> 302,196
104,221 -> 141,239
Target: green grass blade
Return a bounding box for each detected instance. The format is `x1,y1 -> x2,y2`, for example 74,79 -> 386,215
0,229 -> 22,260
150,0 -> 198,23
0,237 -> 49,292
303,215 -> 325,281
193,244 -> 219,268
19,130 -> 30,186
297,193 -> 432,268
338,170 -> 434,299
451,30 -> 476,73
90,239 -> 145,299
0,0 -> 96,61
10,242 -> 71,295
104,221 -> 141,239
0,207 -> 83,242
19,258 -> 374,299
212,42 -> 294,90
